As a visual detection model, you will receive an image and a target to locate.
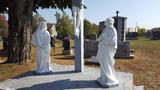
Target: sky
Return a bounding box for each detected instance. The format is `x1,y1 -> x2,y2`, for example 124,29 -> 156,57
37,0 -> 160,29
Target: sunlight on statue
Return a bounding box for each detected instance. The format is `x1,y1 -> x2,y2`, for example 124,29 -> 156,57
96,18 -> 119,88
31,22 -> 53,74
72,0 -> 84,72
72,0 -> 82,37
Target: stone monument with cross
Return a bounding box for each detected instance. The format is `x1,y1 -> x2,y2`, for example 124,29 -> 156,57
113,11 -> 134,59
113,10 -> 127,41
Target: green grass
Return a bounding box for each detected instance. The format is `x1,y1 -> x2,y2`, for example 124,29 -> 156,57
115,38 -> 160,90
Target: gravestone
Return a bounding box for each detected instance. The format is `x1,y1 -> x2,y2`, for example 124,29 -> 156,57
84,39 -> 98,57
115,41 -> 134,59
84,40 -> 134,59
62,35 -> 72,55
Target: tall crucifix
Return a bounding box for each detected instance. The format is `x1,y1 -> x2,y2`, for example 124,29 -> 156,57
72,0 -> 84,72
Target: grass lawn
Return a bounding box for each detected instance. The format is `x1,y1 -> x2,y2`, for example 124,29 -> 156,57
0,38 -> 160,90
115,38 -> 160,90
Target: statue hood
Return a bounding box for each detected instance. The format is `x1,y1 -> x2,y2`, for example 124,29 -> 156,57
104,18 -> 114,28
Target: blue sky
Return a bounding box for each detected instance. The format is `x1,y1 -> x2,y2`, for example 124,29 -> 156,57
37,0 -> 160,29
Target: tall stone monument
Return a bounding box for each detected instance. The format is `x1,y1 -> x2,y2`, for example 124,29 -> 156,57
112,11 -> 127,41
112,11 -> 134,59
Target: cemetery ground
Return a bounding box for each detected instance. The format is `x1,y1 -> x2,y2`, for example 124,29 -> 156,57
0,39 -> 160,90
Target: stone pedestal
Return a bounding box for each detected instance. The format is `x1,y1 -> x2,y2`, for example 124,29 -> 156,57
0,65 -> 144,90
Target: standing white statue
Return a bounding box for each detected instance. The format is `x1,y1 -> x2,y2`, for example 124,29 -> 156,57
31,22 -> 53,74
96,18 -> 119,88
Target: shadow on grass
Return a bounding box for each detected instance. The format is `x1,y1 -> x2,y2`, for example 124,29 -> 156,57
12,71 -> 35,79
16,79 -> 100,90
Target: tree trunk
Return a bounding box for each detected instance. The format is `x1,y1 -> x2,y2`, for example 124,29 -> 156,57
7,0 -> 33,63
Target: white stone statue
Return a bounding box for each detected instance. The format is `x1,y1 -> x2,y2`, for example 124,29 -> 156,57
96,18 -> 119,88
31,22 -> 53,74
72,0 -> 83,37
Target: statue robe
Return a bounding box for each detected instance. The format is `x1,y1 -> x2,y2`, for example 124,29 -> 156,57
31,22 -> 53,74
96,19 -> 119,86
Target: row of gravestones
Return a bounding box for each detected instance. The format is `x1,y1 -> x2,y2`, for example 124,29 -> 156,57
62,38 -> 134,59
84,39 -> 134,60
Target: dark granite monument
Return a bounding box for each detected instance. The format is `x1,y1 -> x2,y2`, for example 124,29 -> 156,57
62,35 -> 72,55
84,39 -> 98,57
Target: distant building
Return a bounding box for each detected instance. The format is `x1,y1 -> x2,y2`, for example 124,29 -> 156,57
47,23 -> 57,38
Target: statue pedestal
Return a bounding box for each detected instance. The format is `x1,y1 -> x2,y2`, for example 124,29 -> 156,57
0,65 -> 144,90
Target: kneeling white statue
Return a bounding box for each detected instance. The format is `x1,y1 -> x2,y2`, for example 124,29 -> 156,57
31,22 -> 53,74
96,18 -> 119,88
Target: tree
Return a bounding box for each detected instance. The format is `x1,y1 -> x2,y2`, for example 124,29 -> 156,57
92,23 -> 99,35
55,11 -> 73,39
137,28 -> 146,37
84,19 -> 93,36
0,0 -> 72,63
84,19 -> 99,38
